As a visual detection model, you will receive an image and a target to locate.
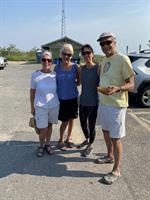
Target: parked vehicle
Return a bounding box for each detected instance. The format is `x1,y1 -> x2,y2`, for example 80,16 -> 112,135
0,56 -> 8,69
128,50 -> 150,107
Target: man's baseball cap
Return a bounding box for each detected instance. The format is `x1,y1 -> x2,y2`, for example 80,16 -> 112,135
97,32 -> 116,42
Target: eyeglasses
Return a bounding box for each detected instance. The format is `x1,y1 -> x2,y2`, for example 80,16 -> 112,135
100,41 -> 113,47
62,52 -> 72,57
42,58 -> 52,63
82,51 -> 92,56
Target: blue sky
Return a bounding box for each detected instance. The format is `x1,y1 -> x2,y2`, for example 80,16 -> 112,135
0,0 -> 149,54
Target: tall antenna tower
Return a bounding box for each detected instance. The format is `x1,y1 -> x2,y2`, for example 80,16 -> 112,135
61,0 -> 66,38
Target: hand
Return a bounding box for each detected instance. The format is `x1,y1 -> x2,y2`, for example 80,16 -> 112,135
97,87 -> 112,95
97,86 -> 120,95
31,107 -> 35,116
107,86 -> 120,95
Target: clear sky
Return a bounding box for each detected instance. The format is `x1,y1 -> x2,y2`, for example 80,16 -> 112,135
0,0 -> 149,54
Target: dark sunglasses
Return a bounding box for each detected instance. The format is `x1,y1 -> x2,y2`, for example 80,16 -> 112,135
82,51 -> 92,56
42,58 -> 52,63
100,41 -> 113,47
62,52 -> 72,57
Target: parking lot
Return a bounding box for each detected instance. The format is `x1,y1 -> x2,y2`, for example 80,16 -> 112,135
0,62 -> 150,200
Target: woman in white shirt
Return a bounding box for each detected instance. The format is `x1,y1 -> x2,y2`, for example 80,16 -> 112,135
30,51 -> 59,157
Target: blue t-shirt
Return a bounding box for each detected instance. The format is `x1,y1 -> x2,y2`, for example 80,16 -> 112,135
54,63 -> 79,100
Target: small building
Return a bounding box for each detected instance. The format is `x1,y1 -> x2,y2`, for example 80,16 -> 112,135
38,36 -> 83,64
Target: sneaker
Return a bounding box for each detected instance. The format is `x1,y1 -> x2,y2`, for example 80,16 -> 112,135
81,145 -> 93,157
101,172 -> 120,184
94,156 -> 114,164
76,140 -> 89,149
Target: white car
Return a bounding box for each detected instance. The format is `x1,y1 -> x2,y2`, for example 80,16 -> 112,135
128,50 -> 150,107
0,56 -> 8,69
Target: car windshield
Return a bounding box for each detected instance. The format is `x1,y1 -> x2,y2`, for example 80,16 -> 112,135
128,56 -> 140,63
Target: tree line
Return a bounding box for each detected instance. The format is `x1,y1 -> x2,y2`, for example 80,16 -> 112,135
0,44 -> 103,63
0,44 -> 36,61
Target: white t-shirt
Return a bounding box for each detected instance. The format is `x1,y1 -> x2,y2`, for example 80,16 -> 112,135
30,71 -> 59,109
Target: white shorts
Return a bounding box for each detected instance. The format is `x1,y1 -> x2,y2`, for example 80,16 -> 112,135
96,103 -> 127,138
35,105 -> 59,129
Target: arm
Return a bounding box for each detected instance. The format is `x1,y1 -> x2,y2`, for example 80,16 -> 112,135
30,88 -> 35,115
76,64 -> 81,86
97,64 -> 101,77
98,75 -> 135,95
119,75 -> 135,91
108,75 -> 135,95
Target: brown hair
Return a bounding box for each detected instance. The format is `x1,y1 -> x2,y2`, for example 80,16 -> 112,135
81,44 -> 94,54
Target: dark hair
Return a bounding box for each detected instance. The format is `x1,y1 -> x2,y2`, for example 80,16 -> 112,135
81,44 -> 94,54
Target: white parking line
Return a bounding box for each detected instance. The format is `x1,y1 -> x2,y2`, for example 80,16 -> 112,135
128,112 -> 150,131
130,111 -> 150,115
140,117 -> 150,125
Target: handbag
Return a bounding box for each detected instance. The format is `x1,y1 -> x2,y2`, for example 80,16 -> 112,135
29,117 -> 40,134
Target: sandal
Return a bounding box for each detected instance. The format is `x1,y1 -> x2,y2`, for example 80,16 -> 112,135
45,144 -> 54,155
94,156 -> 114,164
65,140 -> 74,148
57,142 -> 67,151
36,147 -> 45,157
101,172 -> 120,184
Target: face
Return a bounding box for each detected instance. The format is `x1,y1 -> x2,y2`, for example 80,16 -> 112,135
61,47 -> 73,64
41,54 -> 52,70
99,37 -> 116,57
82,47 -> 93,63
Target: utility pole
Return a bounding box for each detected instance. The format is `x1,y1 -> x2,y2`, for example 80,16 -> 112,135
61,0 -> 66,38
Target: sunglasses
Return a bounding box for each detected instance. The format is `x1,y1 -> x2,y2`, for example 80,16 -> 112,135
82,51 -> 92,56
42,58 -> 52,63
100,41 -> 113,47
62,52 -> 72,57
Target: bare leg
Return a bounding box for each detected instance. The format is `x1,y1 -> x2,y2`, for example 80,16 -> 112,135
38,127 -> 48,147
111,138 -> 122,176
45,123 -> 52,145
102,129 -> 113,159
66,119 -> 74,141
59,121 -> 68,143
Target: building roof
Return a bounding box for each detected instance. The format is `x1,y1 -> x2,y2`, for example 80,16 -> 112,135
41,36 -> 83,49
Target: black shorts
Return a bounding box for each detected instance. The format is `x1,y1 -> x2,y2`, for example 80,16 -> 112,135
59,98 -> 78,122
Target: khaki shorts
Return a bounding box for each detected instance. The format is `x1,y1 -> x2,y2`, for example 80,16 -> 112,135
97,103 -> 127,138
35,105 -> 59,129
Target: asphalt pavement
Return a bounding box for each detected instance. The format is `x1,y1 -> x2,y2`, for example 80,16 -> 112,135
0,62 -> 150,200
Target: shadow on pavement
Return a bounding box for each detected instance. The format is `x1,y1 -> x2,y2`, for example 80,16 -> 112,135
0,140 -> 104,179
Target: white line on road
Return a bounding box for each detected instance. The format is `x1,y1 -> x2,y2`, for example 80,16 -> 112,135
130,111 -> 150,115
128,112 -> 150,132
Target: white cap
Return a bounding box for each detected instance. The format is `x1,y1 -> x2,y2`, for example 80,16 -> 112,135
97,32 -> 116,42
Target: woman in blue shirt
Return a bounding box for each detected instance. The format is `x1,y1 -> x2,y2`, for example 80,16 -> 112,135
54,44 -> 80,150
